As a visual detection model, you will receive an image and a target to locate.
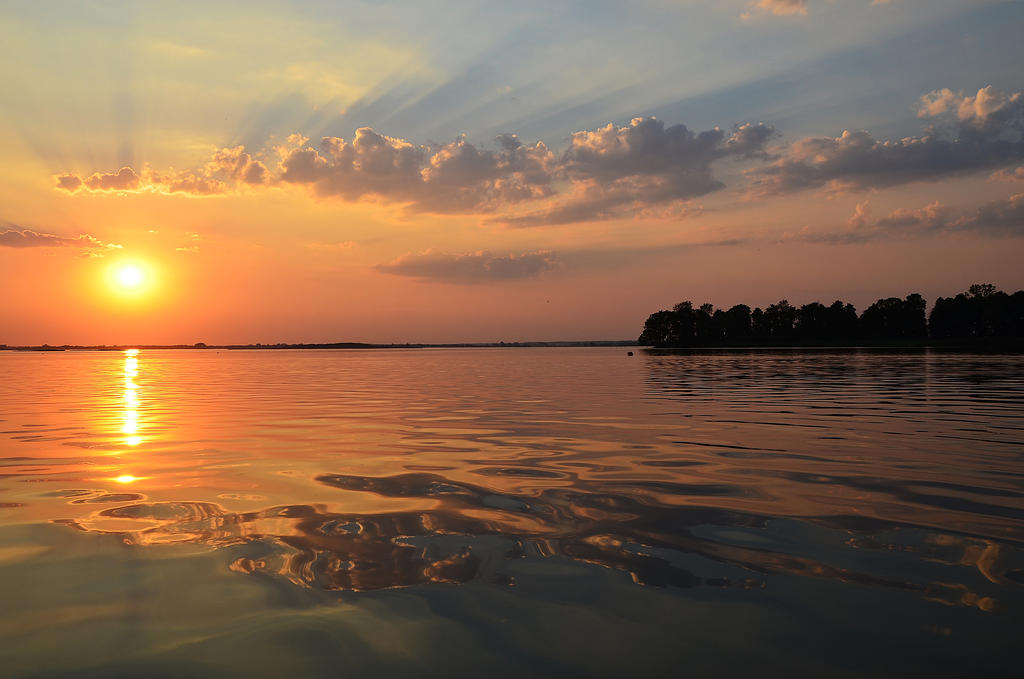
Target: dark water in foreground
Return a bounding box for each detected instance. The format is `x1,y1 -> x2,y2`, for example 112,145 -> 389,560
0,347 -> 1021,677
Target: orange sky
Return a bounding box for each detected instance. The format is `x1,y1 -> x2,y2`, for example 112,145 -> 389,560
1,0 -> 1022,344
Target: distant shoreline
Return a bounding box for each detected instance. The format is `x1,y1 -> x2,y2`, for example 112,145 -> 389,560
0,340 -> 638,351
1,338 -> 1021,352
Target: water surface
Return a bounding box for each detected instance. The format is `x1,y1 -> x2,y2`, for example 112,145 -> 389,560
0,348 -> 1021,677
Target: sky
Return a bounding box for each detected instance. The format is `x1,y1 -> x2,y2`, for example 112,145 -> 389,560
1,0 -> 1022,344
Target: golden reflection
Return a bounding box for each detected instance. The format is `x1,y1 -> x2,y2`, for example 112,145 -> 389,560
121,349 -> 142,446
50,471 -> 1013,608
113,475 -> 141,484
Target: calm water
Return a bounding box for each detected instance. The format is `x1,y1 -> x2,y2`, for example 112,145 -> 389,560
0,347 -> 1021,677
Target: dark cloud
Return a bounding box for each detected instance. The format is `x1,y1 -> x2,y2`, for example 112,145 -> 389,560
376,250 -> 559,284
748,86 -> 1024,196
0,226 -> 121,255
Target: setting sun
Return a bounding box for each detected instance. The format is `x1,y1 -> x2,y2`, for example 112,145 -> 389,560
116,265 -> 144,288
107,260 -> 154,297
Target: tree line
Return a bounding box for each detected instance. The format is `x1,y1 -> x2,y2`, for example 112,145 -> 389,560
638,284 -> 1024,347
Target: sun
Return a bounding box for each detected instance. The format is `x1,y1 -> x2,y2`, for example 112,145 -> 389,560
107,260 -> 154,296
116,265 -> 145,288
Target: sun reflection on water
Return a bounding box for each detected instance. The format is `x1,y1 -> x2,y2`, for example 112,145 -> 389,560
122,349 -> 141,447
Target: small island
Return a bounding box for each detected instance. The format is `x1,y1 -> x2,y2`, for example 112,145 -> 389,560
638,284 -> 1024,348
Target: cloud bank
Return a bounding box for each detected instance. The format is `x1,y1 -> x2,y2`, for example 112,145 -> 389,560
52,86 -> 1024,233
54,117 -> 777,225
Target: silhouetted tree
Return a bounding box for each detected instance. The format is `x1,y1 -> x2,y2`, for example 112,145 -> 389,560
672,301 -> 697,346
860,294 -> 926,339
694,303 -> 718,345
930,284 -> 1024,340
904,293 -> 927,338
722,304 -> 753,344
828,301 -> 860,339
764,300 -> 797,342
751,307 -> 769,343
795,302 -> 828,341
638,310 -> 677,347
638,286 -> 1020,347
970,283 -> 996,298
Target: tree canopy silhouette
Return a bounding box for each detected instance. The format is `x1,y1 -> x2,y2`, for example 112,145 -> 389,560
638,284 -> 1023,347
930,285 -> 1024,340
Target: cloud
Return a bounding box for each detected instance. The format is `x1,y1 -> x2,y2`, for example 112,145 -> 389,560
151,172 -> 228,196
805,193 -> 1024,243
494,118 -> 777,226
991,166 -> 1024,182
754,0 -> 807,16
54,117 -> 776,225
376,250 -> 559,284
749,86 -> 1024,196
305,241 -> 356,252
799,200 -> 951,244
962,193 -> 1024,235
205,146 -> 270,185
917,86 -> 1023,134
376,238 -> 746,283
54,147 -> 268,197
874,201 -> 953,232
55,175 -> 83,192
54,167 -> 141,193
0,229 -> 76,248
742,0 -> 891,19
846,200 -> 872,230
279,127 -> 556,213
0,226 -> 122,255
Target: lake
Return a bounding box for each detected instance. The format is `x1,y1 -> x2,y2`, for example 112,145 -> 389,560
0,347 -> 1021,677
